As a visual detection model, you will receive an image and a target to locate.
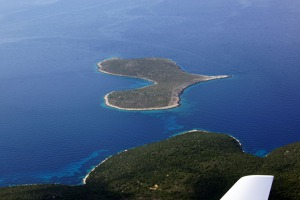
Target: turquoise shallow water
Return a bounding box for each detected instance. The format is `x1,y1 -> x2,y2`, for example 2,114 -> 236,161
0,0 -> 300,186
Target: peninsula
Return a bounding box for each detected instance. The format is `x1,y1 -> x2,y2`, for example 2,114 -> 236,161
98,58 -> 229,110
1,130 -> 300,199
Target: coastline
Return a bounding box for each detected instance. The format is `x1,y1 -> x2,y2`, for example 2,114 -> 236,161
82,149 -> 129,184
175,130 -> 244,152
98,59 -> 158,85
98,58 -> 230,111
229,135 -> 244,152
104,92 -> 180,111
82,157 -> 110,184
82,130 -> 245,184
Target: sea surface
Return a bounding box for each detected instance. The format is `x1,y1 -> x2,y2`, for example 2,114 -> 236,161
0,0 -> 300,186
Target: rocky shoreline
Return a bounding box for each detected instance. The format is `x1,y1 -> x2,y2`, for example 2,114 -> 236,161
98,58 -> 230,111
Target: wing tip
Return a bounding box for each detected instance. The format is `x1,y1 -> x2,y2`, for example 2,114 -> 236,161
221,175 -> 274,200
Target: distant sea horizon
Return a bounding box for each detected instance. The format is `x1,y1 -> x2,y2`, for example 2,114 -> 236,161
0,0 -> 299,187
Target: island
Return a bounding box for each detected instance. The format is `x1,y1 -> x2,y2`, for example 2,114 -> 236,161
98,58 -> 229,110
1,130 -> 300,200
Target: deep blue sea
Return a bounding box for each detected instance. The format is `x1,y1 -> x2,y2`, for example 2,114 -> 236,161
0,0 -> 300,186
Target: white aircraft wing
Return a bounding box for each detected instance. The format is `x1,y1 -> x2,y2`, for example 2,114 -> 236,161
221,175 -> 274,200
